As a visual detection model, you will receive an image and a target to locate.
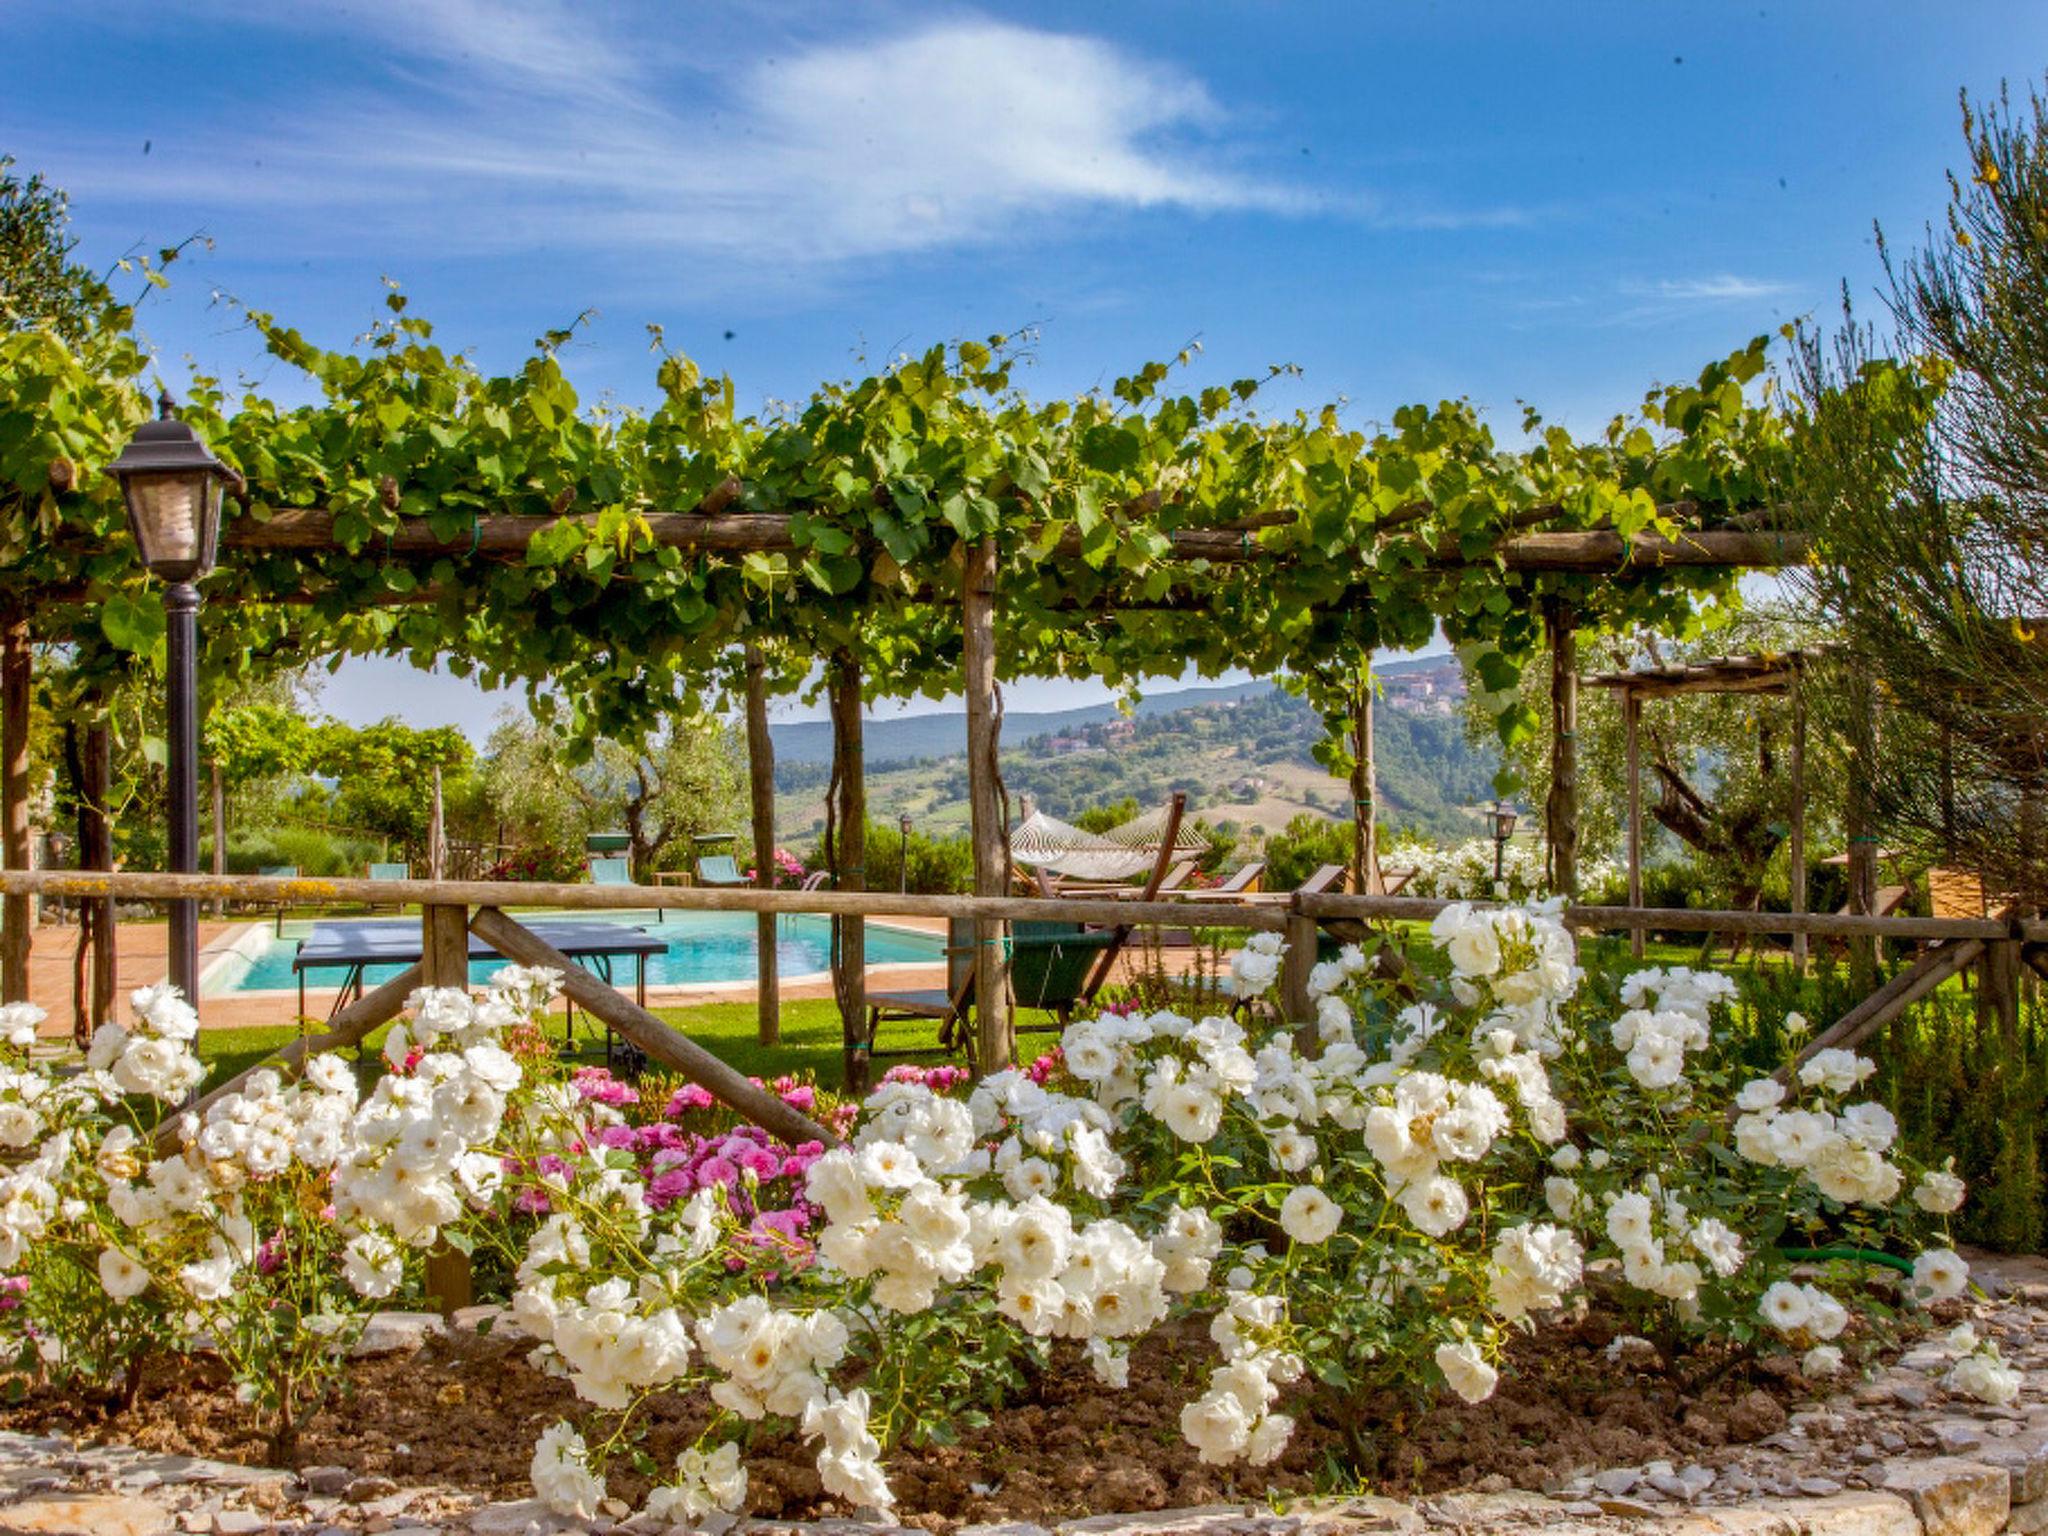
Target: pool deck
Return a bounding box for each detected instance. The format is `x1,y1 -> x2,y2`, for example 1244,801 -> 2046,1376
23,914 -> 958,1034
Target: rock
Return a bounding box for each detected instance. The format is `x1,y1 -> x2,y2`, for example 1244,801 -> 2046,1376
347,1477 -> 401,1504
0,1494 -> 175,1536
298,1468 -> 352,1498
1727,1389 -> 1790,1441
1593,1497 -> 1659,1518
1980,1432 -> 2048,1503
466,1499 -> 583,1536
352,1312 -> 449,1358
1090,1469 -> 1167,1511
212,1514 -> 266,1535
1883,1457 -> 2012,1536
1897,1381 -> 1936,1410
1939,1421 -> 1993,1452
1796,1476 -> 1845,1497
1591,1468 -> 1641,1496
1761,1491 -> 1920,1536
2008,1500 -> 2048,1535
956,1527 -> 1051,1536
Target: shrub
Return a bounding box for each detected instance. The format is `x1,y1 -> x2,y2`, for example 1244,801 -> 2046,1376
486,845 -> 585,884
218,825 -> 381,878
0,915 -> 1978,1521
1265,812 -> 1349,889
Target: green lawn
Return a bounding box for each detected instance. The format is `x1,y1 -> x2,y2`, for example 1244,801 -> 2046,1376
191,996 -> 1048,1096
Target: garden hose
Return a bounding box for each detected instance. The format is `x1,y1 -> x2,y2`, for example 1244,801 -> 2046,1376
1776,1245 -> 1917,1277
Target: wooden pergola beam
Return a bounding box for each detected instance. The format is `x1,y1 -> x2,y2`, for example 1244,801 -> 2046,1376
214,507 -> 1802,573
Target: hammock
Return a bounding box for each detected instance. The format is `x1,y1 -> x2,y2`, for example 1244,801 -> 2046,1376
1010,802 -> 1204,881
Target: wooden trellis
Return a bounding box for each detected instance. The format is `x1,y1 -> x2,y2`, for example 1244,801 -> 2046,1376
1588,652 -> 1811,963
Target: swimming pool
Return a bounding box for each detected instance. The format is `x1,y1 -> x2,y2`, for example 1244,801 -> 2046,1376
207,910 -> 944,996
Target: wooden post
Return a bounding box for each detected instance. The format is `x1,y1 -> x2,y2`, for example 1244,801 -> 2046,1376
0,607 -> 30,1003
1789,667 -> 1808,975
963,538 -> 1013,1074
1350,666 -> 1379,895
427,767 -> 446,882
210,762 -> 227,918
827,653 -> 868,1093
1543,596 -> 1579,899
420,901 -> 473,1315
1846,677 -> 1879,990
744,644 -> 781,1048
1282,909 -> 1318,1024
77,718 -> 115,1044
1979,935 -> 2022,1052
1624,688 -> 1643,959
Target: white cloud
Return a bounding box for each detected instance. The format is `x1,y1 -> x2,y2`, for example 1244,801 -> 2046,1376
35,11 -> 1330,267
30,6 -> 1533,273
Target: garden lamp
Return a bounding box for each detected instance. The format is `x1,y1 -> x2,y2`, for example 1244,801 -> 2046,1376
107,393 -> 241,583
107,394 -> 243,1014
1491,800 -> 1518,885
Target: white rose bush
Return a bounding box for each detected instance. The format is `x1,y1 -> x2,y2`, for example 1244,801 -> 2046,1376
0,901 -> 1978,1517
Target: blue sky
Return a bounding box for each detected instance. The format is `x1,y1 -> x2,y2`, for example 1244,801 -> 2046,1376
8,2 -> 2042,733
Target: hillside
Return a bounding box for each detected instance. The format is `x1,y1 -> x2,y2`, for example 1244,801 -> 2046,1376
772,669 -> 1499,845
770,679 -> 1290,767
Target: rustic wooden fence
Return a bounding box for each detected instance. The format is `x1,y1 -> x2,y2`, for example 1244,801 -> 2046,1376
3,869 -> 2037,1093
4,868 -> 2034,1311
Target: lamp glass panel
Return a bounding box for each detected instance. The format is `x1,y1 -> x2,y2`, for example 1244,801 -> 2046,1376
123,472 -> 206,568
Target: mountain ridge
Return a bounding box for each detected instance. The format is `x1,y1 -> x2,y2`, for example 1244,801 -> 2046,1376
767,656 -> 1452,766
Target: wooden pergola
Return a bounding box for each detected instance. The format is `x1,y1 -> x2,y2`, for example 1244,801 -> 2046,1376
1587,651 -> 1812,964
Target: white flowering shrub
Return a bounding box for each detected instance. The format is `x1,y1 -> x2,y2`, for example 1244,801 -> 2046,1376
447,901 -> 1967,1522
0,971 -> 555,1454
0,908 -> 1973,1521
1389,835 -> 1619,904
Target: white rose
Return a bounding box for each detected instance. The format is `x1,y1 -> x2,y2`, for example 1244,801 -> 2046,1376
1912,1248 -> 1970,1304
1434,1339 -> 1498,1403
97,1247 -> 150,1301
1278,1185 -> 1342,1245
1914,1165 -> 1967,1214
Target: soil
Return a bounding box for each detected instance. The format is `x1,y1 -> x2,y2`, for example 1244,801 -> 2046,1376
0,1311 -> 1854,1530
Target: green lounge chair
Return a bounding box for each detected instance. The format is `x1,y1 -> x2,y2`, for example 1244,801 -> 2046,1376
365,861 -> 409,912
589,855 -> 660,922
695,854 -> 747,888
865,918 -> 1118,1065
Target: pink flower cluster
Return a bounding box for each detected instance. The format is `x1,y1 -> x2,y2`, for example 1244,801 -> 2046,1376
573,1066 -> 641,1109
881,1063 -> 971,1094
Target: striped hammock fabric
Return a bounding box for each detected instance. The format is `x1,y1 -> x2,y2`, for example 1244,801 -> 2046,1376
1010,802 -> 1204,880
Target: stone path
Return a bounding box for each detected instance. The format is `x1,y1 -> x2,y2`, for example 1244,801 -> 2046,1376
7,1255 -> 2048,1536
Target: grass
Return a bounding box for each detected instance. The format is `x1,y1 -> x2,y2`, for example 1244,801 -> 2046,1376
190,996 -> 1071,1096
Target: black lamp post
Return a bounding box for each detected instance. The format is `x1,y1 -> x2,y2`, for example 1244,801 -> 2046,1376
107,395 -> 241,1007
898,812 -> 913,894
1490,800 -> 1519,886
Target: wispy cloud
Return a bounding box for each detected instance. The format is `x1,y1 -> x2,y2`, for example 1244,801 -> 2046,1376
30,5 -> 1523,271
1644,275 -> 1798,303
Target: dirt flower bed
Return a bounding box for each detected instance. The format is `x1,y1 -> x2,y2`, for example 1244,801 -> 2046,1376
0,1309 -> 1849,1528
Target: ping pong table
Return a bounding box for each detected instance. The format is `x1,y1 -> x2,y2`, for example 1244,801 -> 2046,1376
293,918 -> 667,1044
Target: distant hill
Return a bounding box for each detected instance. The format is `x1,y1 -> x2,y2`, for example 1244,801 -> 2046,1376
771,660 -> 1499,845
770,679 -> 1289,766
768,658 -> 1455,767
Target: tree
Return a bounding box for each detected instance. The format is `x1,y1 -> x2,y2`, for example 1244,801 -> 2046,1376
0,158 -> 112,343
479,712 -> 746,880
1783,80 -> 2048,900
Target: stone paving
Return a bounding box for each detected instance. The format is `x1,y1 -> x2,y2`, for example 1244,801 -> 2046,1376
9,1256 -> 2048,1536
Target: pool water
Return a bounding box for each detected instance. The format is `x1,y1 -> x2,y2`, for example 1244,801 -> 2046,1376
216,911 -> 943,995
